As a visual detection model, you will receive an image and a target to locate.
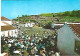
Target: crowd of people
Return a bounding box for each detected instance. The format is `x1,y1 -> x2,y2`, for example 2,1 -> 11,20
1,32 -> 60,56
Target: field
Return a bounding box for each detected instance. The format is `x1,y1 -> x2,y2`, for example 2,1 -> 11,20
60,16 -> 80,22
40,13 -> 53,17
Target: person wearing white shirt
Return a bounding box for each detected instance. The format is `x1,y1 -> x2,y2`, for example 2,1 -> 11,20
8,43 -> 11,47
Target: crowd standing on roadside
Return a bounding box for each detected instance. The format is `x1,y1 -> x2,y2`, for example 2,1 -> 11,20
1,31 -> 60,56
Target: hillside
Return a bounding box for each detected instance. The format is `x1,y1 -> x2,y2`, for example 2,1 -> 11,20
40,10 -> 80,22
40,13 -> 53,17
13,10 -> 80,23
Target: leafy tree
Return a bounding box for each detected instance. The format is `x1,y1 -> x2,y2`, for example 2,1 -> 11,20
22,15 -> 30,17
63,11 -> 71,16
70,10 -> 80,17
43,22 -> 52,29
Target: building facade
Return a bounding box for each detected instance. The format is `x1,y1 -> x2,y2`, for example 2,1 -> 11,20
1,16 -> 18,37
57,23 -> 80,55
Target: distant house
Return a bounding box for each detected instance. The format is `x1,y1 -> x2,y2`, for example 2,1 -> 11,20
25,22 -> 35,27
57,23 -> 80,55
1,16 -> 18,37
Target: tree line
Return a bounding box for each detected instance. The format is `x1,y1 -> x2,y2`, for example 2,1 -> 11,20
57,10 -> 80,17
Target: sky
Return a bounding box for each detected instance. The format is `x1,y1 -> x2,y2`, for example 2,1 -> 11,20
1,0 -> 80,19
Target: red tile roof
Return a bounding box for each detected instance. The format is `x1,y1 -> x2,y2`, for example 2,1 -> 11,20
69,24 -> 80,38
1,16 -> 11,21
1,25 -> 16,31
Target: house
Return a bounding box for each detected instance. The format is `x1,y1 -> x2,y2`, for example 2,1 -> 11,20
1,16 -> 18,37
1,16 -> 12,26
57,23 -> 80,55
1,25 -> 18,37
25,22 -> 35,27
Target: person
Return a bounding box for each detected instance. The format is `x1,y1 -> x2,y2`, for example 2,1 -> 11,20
8,43 -> 11,48
14,42 -> 17,46
55,52 -> 60,56
36,40 -> 39,43
19,39 -> 22,43
31,43 -> 33,46
40,48 -> 46,56
27,46 -> 31,54
30,37 -> 32,42
42,51 -> 46,56
18,42 -> 21,46
21,44 -> 24,49
50,51 -> 54,56
32,39 -> 34,43
26,46 -> 27,51
21,49 -> 24,56
31,48 -> 35,55
34,46 -> 38,55
9,44 -> 15,55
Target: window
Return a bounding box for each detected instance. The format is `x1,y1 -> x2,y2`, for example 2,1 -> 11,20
75,41 -> 80,54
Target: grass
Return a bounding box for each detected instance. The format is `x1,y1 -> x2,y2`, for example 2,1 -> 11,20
59,16 -> 80,22
40,13 -> 53,17
40,13 -> 80,22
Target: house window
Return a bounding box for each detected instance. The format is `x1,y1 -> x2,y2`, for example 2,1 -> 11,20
75,41 -> 80,54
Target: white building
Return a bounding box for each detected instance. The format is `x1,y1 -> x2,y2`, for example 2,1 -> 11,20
57,23 -> 80,55
1,16 -> 18,37
25,22 -> 35,27
1,16 -> 12,26
1,25 -> 18,37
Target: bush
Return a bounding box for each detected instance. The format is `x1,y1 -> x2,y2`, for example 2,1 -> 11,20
43,22 -> 52,29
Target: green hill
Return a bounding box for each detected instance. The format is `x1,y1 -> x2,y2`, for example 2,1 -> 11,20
40,13 -> 53,17
40,10 -> 80,22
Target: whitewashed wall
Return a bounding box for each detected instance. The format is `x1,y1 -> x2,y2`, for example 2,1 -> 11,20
1,21 -> 12,26
57,24 -> 80,55
1,22 -> 7,26
1,29 -> 18,37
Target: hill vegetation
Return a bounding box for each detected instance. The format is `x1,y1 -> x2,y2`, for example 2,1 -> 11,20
56,10 -> 80,17
40,10 -> 80,22
40,10 -> 80,17
13,10 -> 80,23
40,13 -> 53,17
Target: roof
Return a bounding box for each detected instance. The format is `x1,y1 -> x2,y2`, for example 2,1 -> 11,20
1,16 -> 11,21
69,24 -> 80,38
55,22 -> 64,24
1,25 -> 16,31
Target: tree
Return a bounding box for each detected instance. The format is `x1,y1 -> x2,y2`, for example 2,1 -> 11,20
22,15 -> 30,17
70,10 -> 80,17
75,10 -> 80,17
63,11 -> 71,16
43,22 -> 52,29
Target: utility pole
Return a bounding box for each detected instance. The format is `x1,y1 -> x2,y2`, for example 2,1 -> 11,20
18,15 -> 19,29
17,15 -> 20,38
18,15 -> 19,24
